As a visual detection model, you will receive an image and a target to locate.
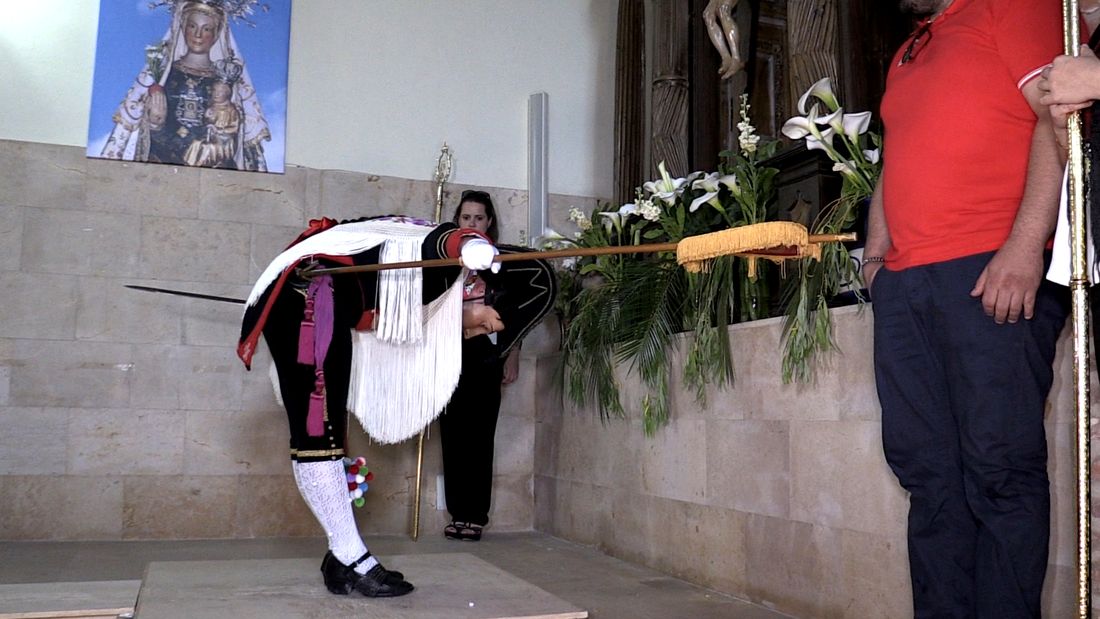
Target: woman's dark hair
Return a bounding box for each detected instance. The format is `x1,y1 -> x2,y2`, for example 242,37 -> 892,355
451,189 -> 499,242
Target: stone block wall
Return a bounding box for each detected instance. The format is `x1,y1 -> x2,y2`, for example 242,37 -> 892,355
0,138 -> 595,541
532,305 -> 1088,618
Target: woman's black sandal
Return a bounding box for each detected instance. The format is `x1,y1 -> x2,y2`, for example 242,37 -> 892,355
444,521 -> 483,541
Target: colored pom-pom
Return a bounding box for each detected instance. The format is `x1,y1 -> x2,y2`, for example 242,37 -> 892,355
355,474 -> 365,483
346,473 -> 357,483
365,472 -> 374,482
355,457 -> 366,466
353,497 -> 365,507
359,483 -> 367,492
348,465 -> 360,475
353,488 -> 364,499
348,482 -> 358,491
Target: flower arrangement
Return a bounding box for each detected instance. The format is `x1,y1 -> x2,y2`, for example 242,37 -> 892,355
555,95 -> 780,432
779,77 -> 883,382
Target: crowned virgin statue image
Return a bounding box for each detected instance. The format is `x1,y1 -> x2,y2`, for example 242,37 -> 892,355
99,0 -> 272,171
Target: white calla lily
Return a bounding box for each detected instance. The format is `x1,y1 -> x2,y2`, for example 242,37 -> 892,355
842,111 -> 872,140
689,192 -> 719,213
823,107 -> 846,134
863,148 -> 880,165
781,115 -> 814,140
832,161 -> 859,179
598,203 -> 638,229
692,172 -> 720,193
597,211 -> 621,230
797,77 -> 840,114
719,174 -> 742,198
538,227 -> 566,241
805,127 -> 836,152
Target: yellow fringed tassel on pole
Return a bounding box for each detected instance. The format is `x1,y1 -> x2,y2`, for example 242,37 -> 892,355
676,221 -> 821,274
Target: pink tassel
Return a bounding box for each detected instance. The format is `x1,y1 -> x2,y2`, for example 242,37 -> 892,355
306,390 -> 325,437
306,369 -> 327,437
297,301 -> 315,365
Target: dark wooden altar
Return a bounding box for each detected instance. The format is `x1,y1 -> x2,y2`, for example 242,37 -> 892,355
613,0 -> 914,215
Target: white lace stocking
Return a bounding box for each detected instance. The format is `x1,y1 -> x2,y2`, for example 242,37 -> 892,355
293,460 -> 378,574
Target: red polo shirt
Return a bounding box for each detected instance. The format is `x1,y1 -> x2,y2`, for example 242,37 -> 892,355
879,0 -> 1062,270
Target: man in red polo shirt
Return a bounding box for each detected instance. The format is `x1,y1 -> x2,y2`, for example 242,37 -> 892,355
861,0 -> 1068,616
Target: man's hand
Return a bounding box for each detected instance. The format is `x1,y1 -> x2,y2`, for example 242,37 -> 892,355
1038,46 -> 1100,107
862,262 -> 884,292
1049,102 -> 1091,151
462,304 -> 503,338
969,243 -> 1043,324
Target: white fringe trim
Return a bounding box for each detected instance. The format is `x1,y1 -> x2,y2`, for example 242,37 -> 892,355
347,279 -> 464,444
245,219 -> 430,309
375,233 -> 424,343
269,360 -> 283,407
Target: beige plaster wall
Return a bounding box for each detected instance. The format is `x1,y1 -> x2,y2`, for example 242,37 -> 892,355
0,138 -> 594,541
532,305 -> 1088,618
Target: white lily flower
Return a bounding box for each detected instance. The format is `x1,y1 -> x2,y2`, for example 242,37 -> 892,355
643,161 -> 689,205
842,111 -> 872,140
863,148 -> 880,164
651,189 -> 682,206
797,77 -> 840,114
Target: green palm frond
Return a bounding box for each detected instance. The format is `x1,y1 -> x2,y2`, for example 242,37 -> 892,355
614,257 -> 686,433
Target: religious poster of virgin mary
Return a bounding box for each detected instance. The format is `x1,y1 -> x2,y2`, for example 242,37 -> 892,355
86,0 -> 291,173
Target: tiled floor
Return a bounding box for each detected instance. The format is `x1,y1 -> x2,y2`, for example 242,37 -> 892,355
0,532 -> 793,618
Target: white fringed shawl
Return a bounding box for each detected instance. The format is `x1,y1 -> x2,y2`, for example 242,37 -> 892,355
250,219 -> 463,444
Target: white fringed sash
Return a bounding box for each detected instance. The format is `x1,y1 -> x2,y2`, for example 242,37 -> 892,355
254,219 -> 464,444
348,279 -> 463,444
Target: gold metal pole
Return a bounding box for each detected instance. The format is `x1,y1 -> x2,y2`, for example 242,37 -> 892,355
1062,1 -> 1091,616
411,429 -> 425,541
433,143 -> 453,222
412,143 -> 455,541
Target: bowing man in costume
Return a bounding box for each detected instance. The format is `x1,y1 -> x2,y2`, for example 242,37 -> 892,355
237,215 -> 556,598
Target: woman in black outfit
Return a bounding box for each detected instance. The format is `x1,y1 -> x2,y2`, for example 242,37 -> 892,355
440,190 -> 523,541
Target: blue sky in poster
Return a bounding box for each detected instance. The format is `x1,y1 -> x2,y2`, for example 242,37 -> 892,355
86,0 -> 291,173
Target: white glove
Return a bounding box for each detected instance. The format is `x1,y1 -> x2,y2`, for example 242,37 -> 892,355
460,238 -> 500,273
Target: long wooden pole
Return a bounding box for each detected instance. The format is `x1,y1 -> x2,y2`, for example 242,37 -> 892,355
306,233 -> 856,277
1061,1 -> 1091,615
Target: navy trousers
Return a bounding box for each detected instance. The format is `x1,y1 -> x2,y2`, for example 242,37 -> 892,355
872,251 -> 1068,619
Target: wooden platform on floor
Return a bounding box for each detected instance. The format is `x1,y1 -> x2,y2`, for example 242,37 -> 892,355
132,552 -> 587,619
0,580 -> 138,619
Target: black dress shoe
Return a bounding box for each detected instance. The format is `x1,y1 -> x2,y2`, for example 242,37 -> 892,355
322,551 -> 404,582
320,551 -> 413,597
